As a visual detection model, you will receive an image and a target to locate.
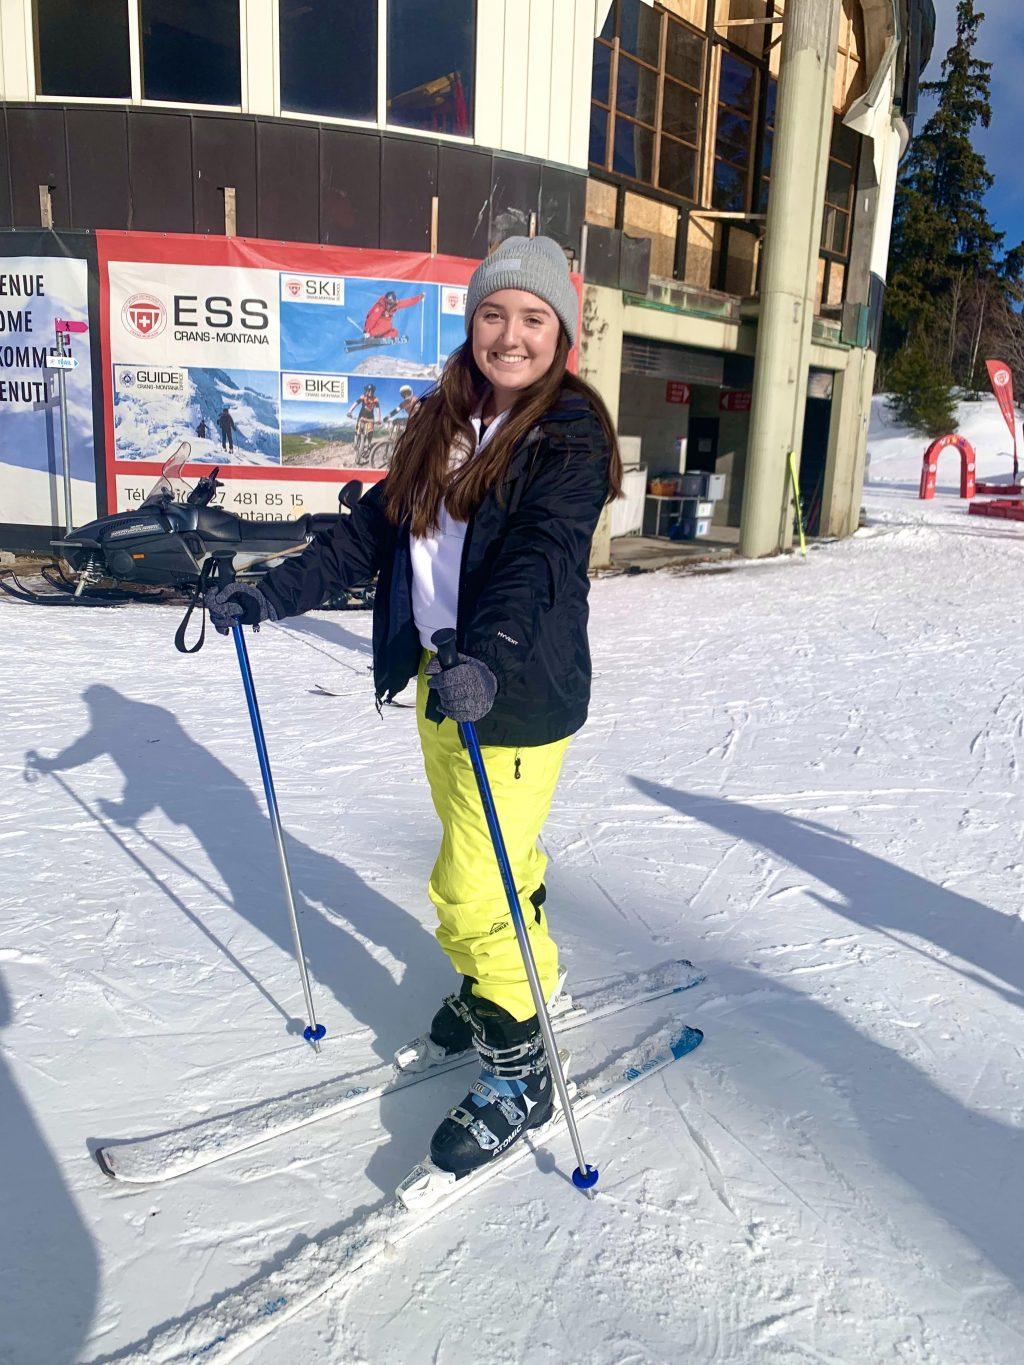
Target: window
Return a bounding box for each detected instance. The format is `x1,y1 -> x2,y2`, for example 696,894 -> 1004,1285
36,0 -> 131,98
588,0 -> 705,206
712,50 -> 757,211
387,0 -> 474,137
141,1 -> 241,106
280,1 -> 377,121
821,117 -> 858,257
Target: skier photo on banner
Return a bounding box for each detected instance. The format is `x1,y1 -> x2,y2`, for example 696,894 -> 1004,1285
217,406 -> 236,453
348,383 -> 381,462
206,236 -> 629,1186
347,288 -> 425,351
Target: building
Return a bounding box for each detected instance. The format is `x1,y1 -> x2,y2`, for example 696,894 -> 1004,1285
0,1 -> 933,558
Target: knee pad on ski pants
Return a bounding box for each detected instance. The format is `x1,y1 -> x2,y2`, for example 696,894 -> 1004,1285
416,654 -> 569,1022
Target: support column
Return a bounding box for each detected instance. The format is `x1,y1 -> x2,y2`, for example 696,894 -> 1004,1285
740,0 -> 842,558
579,283 -> 624,569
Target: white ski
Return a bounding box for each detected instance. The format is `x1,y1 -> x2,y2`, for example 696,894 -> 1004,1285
90,1021 -> 703,1365
95,959 -> 704,1185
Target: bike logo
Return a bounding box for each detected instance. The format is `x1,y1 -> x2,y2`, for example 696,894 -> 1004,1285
122,293 -> 166,339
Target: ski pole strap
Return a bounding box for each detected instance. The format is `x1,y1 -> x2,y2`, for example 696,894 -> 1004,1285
174,559 -> 216,655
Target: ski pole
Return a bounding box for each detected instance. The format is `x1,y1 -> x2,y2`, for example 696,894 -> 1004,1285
217,557 -> 326,1049
431,629 -> 598,1193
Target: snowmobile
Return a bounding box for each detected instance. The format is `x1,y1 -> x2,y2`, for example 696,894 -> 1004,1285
1,444 -> 372,609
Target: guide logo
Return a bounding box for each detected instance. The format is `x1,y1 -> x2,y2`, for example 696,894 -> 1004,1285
122,293 -> 167,340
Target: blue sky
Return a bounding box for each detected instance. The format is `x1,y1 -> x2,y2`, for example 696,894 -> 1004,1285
920,1 -> 1024,251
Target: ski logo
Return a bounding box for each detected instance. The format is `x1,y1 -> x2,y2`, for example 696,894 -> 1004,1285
122,293 -> 166,340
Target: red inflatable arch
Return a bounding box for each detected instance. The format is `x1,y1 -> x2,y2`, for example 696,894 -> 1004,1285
919,434 -> 976,500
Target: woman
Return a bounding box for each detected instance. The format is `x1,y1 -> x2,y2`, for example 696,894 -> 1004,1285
207,235 -> 622,1179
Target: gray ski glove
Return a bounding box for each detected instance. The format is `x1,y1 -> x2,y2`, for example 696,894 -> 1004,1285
204,581 -> 279,635
426,651 -> 498,723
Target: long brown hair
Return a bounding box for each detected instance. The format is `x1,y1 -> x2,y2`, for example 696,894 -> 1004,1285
384,334 -> 623,536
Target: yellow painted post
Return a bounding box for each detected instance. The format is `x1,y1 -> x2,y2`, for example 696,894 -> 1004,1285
788,450 -> 807,557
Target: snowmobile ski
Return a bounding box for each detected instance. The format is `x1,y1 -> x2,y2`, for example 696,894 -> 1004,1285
94,959 -> 704,1185
97,1020 -> 703,1364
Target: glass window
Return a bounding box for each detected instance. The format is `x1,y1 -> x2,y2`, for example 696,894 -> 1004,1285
280,0 -> 377,120
618,0 -> 661,66
716,111 -> 752,165
718,51 -> 755,114
659,137 -> 696,200
589,105 -> 609,169
665,21 -> 702,90
613,119 -> 655,183
37,0 -> 131,98
387,0 -> 474,136
589,4 -> 705,205
662,80 -> 699,144
141,1 -> 241,105
712,162 -> 747,212
592,40 -> 611,107
826,157 -> 853,204
617,54 -> 658,126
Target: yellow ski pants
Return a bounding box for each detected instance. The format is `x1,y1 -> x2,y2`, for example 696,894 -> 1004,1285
416,657 -> 569,1022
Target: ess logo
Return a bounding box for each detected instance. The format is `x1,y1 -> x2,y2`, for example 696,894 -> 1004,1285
287,379 -> 301,395
122,293 -> 166,339
284,278 -> 303,298
995,369 -> 1010,386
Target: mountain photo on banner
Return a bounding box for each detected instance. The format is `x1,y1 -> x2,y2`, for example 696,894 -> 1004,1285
281,277 -> 440,377
113,366 -> 281,464
281,375 -> 431,470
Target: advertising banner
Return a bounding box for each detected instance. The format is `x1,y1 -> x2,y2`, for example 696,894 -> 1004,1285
97,233 -> 578,520
0,238 -> 99,536
985,358 -> 1018,476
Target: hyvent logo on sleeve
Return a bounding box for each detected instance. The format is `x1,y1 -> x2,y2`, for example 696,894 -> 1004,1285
497,630 -> 520,647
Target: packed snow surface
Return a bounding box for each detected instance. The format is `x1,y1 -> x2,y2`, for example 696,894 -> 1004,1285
2,395 -> 1023,1362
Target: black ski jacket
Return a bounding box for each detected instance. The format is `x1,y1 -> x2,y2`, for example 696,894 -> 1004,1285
261,391 -> 612,746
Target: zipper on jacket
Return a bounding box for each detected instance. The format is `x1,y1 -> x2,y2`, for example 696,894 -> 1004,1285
454,509 -> 475,648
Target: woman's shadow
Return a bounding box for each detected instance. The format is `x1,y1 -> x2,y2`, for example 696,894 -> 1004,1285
0,970 -> 99,1363
27,684 -> 442,1064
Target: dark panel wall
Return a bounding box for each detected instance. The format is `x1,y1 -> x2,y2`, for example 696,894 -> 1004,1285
257,121 -> 319,242
66,108 -> 130,229
0,103 -> 587,259
438,145 -> 491,258
380,136 -> 437,252
320,128 -> 380,246
128,112 -> 194,231
193,117 -> 257,236
6,106 -> 70,227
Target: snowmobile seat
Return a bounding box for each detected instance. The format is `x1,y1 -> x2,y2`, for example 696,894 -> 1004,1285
194,505 -> 311,544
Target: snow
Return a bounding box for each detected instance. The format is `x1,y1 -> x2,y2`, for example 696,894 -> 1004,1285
2,394 -> 1023,1363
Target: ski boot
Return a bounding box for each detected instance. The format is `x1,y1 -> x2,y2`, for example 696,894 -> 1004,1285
394,976 -> 476,1074
427,996 -> 556,1179
394,886 -> 572,1074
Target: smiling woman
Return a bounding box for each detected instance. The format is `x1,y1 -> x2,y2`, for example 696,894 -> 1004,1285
205,234 -> 622,1182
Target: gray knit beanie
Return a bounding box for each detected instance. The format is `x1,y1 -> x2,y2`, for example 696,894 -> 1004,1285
465,236 -> 578,346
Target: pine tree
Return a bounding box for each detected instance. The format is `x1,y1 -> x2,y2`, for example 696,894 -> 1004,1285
885,335 -> 958,438
884,1 -> 1005,370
